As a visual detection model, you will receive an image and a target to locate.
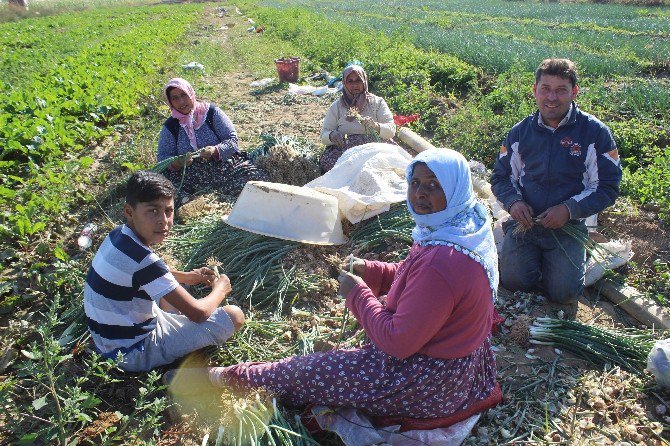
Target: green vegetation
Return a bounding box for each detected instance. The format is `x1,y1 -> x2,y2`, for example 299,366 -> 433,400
530,317 -> 661,376
164,215 -> 321,313
242,4 -> 481,144
262,0 -> 670,76
0,4 -> 204,248
0,3 -> 209,444
349,203 -> 413,261
1,257 -> 170,444
243,0 -> 670,219
0,0 -> 151,22
2,0 -> 670,444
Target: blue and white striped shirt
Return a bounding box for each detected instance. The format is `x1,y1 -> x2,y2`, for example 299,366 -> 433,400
84,224 -> 179,354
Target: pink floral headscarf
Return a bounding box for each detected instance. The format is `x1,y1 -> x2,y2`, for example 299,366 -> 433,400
340,65 -> 370,112
164,78 -> 210,150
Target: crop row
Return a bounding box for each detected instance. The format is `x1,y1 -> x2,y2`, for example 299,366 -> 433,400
246,2 -> 669,219
250,5 -> 479,113
263,0 -> 670,76
0,4 -> 204,245
267,0 -> 670,33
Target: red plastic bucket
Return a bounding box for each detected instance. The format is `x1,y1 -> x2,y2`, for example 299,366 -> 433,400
275,57 -> 300,83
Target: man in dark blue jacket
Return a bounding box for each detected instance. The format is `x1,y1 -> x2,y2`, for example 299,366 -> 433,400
491,58 -> 621,312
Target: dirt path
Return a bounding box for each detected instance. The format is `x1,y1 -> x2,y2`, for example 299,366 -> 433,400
197,10 -> 332,151
220,71 -> 331,149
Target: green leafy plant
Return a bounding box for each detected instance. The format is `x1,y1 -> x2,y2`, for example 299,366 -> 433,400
0,4 -> 204,246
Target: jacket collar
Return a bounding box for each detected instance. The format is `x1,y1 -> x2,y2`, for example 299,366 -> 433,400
534,102 -> 578,131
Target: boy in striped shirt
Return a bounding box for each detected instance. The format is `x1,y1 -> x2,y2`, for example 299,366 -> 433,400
84,171 -> 244,372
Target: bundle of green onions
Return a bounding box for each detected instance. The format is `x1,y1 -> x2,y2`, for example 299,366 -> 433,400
347,107 -> 381,143
349,203 -> 414,259
529,317 -> 660,376
247,132 -> 319,163
164,215 -> 321,312
213,311 -> 361,365
559,221 -> 628,266
512,220 -> 629,279
151,152 -> 200,173
211,395 -> 318,446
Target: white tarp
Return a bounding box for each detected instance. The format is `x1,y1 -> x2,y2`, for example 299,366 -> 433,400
288,83 -> 338,96
306,143 -> 412,223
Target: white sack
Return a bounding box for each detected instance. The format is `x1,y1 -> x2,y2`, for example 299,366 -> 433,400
306,143 -> 412,223
287,83 -> 337,96
584,239 -> 634,286
648,339 -> 670,389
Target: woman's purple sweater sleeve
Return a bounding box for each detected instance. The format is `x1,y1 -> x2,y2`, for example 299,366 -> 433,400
211,107 -> 238,161
157,125 -> 177,162
362,259 -> 400,297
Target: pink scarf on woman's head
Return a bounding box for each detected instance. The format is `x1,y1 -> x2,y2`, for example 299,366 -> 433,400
340,65 -> 370,112
164,78 -> 210,150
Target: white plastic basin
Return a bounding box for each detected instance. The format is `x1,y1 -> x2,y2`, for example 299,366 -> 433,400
223,181 -> 347,245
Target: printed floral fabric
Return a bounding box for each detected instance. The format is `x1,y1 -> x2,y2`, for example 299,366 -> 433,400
210,337 -> 496,418
164,151 -> 269,205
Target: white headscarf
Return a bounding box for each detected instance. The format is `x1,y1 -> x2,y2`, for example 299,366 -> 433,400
406,149 -> 499,299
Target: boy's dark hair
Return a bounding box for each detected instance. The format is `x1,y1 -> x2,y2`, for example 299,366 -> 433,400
126,171 -> 176,207
535,58 -> 578,87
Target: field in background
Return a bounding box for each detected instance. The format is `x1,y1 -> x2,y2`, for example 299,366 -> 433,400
253,0 -> 670,221
0,4 -> 204,247
262,0 -> 670,76
0,0 -> 153,21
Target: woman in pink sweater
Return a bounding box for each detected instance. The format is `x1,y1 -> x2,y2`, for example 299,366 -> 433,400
208,148 -> 499,420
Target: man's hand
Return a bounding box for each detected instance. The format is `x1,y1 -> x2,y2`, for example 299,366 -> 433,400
329,131 -> 345,147
198,146 -> 217,161
537,204 -> 570,229
338,271 -> 365,299
361,117 -> 380,133
509,200 -> 535,229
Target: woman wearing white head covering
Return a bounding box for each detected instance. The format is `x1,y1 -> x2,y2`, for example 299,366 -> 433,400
319,65 -> 397,172
206,148 -> 500,427
404,148 -> 499,297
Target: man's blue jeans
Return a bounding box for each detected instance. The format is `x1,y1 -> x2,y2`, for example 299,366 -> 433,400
499,219 -> 587,303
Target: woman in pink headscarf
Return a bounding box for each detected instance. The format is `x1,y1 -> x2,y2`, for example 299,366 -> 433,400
157,78 -> 268,205
319,65 -> 397,172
